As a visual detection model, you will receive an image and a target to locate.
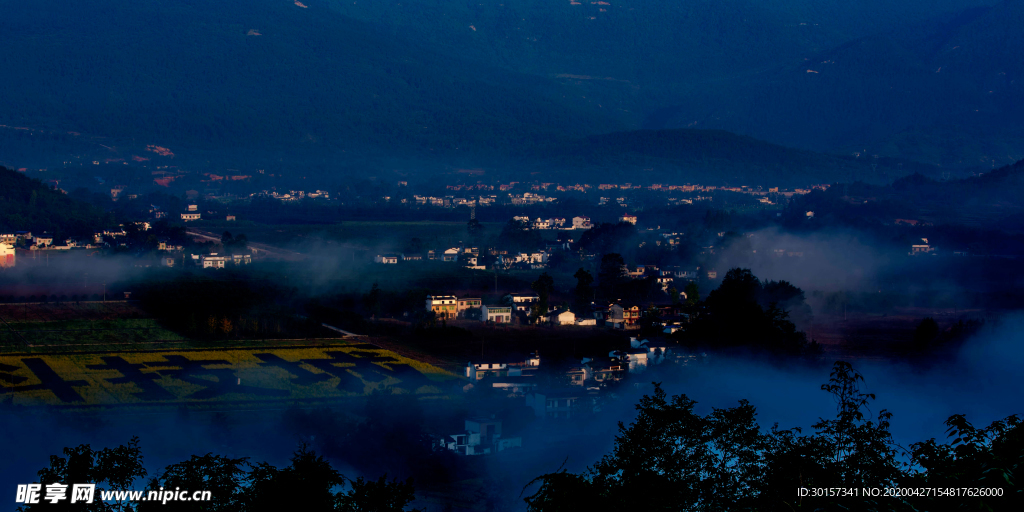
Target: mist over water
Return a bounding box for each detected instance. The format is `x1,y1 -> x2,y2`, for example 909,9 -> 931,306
3,315 -> 1022,510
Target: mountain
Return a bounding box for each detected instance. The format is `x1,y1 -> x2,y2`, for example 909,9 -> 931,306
0,0 -> 621,166
522,129 -> 935,187
650,0 -> 1024,167
0,0 -> 1017,174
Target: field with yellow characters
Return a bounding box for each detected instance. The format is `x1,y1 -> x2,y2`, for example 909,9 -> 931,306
0,343 -> 458,408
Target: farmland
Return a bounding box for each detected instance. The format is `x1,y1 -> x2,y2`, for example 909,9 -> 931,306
0,344 -> 458,409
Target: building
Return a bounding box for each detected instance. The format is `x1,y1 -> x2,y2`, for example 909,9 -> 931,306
911,238 -> 936,255
232,254 -> 252,265
34,233 -> 54,247
619,214 -> 637,225
554,310 -> 576,325
201,254 -> 231,269
226,215 -> 236,221
181,213 -> 201,221
426,295 -> 458,318
571,216 -> 592,230
442,248 -> 460,262
526,390 -> 585,419
437,418 -> 521,456
457,297 -> 482,316
582,356 -> 627,386
465,353 -> 540,382
504,293 -> 540,312
481,305 -> 513,323
188,204 -> 198,212
374,254 -> 400,264
0,243 -> 15,268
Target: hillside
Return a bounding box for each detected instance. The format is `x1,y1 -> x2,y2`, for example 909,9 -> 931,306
525,129 -> 936,186
0,0 -> 1018,174
651,0 -> 1024,167
0,166 -> 114,239
0,0 -> 620,165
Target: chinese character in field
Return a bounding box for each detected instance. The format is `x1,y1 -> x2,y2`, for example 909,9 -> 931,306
16,484 -> 41,504
44,483 -> 68,504
71,483 -> 96,503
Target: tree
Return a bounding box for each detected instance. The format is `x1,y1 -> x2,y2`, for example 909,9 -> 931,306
682,268 -> 807,353
597,253 -> 627,298
913,317 -> 939,348
403,237 -> 424,255
530,273 -> 555,322
573,268 -> 594,313
30,441 -> 423,512
683,281 -> 699,306
577,222 -> 638,256
466,219 -> 484,238
27,437 -> 147,512
339,475 -> 419,512
232,234 -> 248,252
524,361 -> 1008,511
362,283 -> 382,318
497,219 -> 542,253
668,286 -> 680,305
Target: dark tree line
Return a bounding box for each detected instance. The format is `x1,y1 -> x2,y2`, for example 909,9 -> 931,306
524,361 -> 1022,511
21,438 -> 420,512
678,268 -> 814,354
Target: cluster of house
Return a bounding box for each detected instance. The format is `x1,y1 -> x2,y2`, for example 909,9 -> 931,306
412,195 -> 496,207
436,336 -> 693,456
375,246 -> 485,267
0,230 -> 122,252
250,189 -> 330,202
426,293 -> 588,326
425,292 -> 700,331
187,253 -> 252,269
511,215 -> 595,230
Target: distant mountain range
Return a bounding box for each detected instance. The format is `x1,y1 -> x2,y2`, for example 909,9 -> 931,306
1,0 -> 1020,180
521,129 -> 935,187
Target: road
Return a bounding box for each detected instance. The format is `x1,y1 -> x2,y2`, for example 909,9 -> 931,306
185,229 -> 306,261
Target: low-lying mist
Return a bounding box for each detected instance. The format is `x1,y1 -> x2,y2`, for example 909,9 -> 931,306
3,314 -> 1022,510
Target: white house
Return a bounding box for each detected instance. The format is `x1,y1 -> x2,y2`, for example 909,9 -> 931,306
201,254 -> 230,268
481,305 -> 513,323
442,248 -> 460,262
555,310 -> 576,325
181,213 -> 201,221
504,293 -> 540,312
571,216 -> 592,230
34,233 -> 54,247
465,353 -> 540,382
374,254 -> 400,264
426,295 -> 458,318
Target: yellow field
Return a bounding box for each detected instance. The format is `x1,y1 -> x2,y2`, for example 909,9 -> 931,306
0,343 -> 457,407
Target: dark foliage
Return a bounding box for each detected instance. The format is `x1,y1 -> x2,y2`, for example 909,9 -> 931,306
524,361 -> 1023,511
679,268 -> 810,353
0,166 -> 114,239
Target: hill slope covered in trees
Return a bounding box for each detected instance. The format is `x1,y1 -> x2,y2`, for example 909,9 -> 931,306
0,166 -> 113,239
